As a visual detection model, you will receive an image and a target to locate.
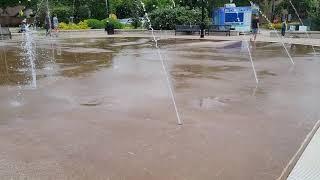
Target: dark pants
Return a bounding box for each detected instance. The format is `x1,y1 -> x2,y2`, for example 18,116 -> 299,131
46,28 -> 51,36
281,28 -> 286,36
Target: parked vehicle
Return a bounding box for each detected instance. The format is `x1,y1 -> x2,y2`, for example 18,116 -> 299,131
119,18 -> 133,25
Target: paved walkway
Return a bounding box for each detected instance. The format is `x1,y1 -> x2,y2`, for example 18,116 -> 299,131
4,28 -> 320,179
287,122 -> 320,180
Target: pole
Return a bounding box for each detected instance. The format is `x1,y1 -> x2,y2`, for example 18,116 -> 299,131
105,0 -> 110,17
46,0 -> 51,31
271,0 -> 275,22
200,0 -> 205,38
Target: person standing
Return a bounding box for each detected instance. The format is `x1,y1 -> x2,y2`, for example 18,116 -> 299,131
281,20 -> 287,36
52,15 -> 59,36
20,19 -> 27,33
45,14 -> 51,36
251,14 -> 260,42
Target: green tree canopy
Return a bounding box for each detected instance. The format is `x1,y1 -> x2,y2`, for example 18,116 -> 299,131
1,0 -> 318,29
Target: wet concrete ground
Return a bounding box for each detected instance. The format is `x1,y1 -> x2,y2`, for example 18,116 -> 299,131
0,37 -> 320,180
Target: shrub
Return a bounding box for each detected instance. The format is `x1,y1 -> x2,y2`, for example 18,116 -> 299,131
309,9 -> 320,30
109,14 -> 118,19
52,5 -> 72,23
310,16 -> 320,30
58,22 -> 68,30
148,6 -> 211,30
268,23 -> 282,30
102,18 -> 124,29
124,24 -> 134,29
306,0 -> 320,30
78,20 -> 90,29
131,18 -> 142,29
68,23 -> 81,30
86,19 -> 105,29
58,21 -> 90,30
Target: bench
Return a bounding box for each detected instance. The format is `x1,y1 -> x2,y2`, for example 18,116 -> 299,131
0,26 -> 12,39
206,25 -> 231,36
175,25 -> 200,35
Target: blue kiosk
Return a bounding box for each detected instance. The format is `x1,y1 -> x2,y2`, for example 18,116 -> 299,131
213,3 -> 259,32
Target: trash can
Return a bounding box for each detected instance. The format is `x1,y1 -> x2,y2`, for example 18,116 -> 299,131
105,22 -> 114,35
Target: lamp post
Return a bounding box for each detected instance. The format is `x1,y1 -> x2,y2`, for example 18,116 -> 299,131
105,0 -> 110,17
200,0 -> 205,38
271,0 -> 275,22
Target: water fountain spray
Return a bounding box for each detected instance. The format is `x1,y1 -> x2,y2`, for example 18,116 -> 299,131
249,1 -> 295,65
140,2 -> 183,125
22,25 -> 37,88
288,0 -> 317,55
171,0 -> 176,8
234,9 -> 259,84
46,0 -> 52,35
31,0 -> 45,29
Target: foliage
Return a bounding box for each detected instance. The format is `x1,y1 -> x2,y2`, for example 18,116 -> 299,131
148,5 -> 210,30
75,5 -> 91,20
58,21 -> 89,30
86,0 -> 108,20
2,0 -> 318,30
275,0 -> 320,30
86,18 -> 105,29
141,0 -> 175,12
60,18 -> 124,29
78,20 -> 90,29
58,18 -> 125,30
102,18 -> 124,29
112,0 -> 140,19
1,0 -> 231,22
131,18 -> 142,28
123,24 -> 134,29
58,22 -> 75,30
52,4 -> 72,23
0,0 -> 38,8
267,23 -> 282,30
109,13 -> 118,19
306,0 -> 320,30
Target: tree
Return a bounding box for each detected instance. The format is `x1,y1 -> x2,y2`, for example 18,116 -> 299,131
306,0 -> 320,30
148,5 -> 210,29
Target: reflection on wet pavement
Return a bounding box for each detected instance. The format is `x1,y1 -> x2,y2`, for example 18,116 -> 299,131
196,96 -> 231,110
172,64 -> 244,79
0,37 -> 320,180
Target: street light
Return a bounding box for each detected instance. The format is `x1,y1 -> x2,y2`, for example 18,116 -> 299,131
271,0 -> 275,22
200,0 -> 205,38
105,0 -> 110,17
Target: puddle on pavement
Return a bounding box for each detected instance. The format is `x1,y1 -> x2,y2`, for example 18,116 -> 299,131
258,70 -> 277,77
194,96 -> 231,110
0,38 -> 317,86
80,99 -> 104,106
